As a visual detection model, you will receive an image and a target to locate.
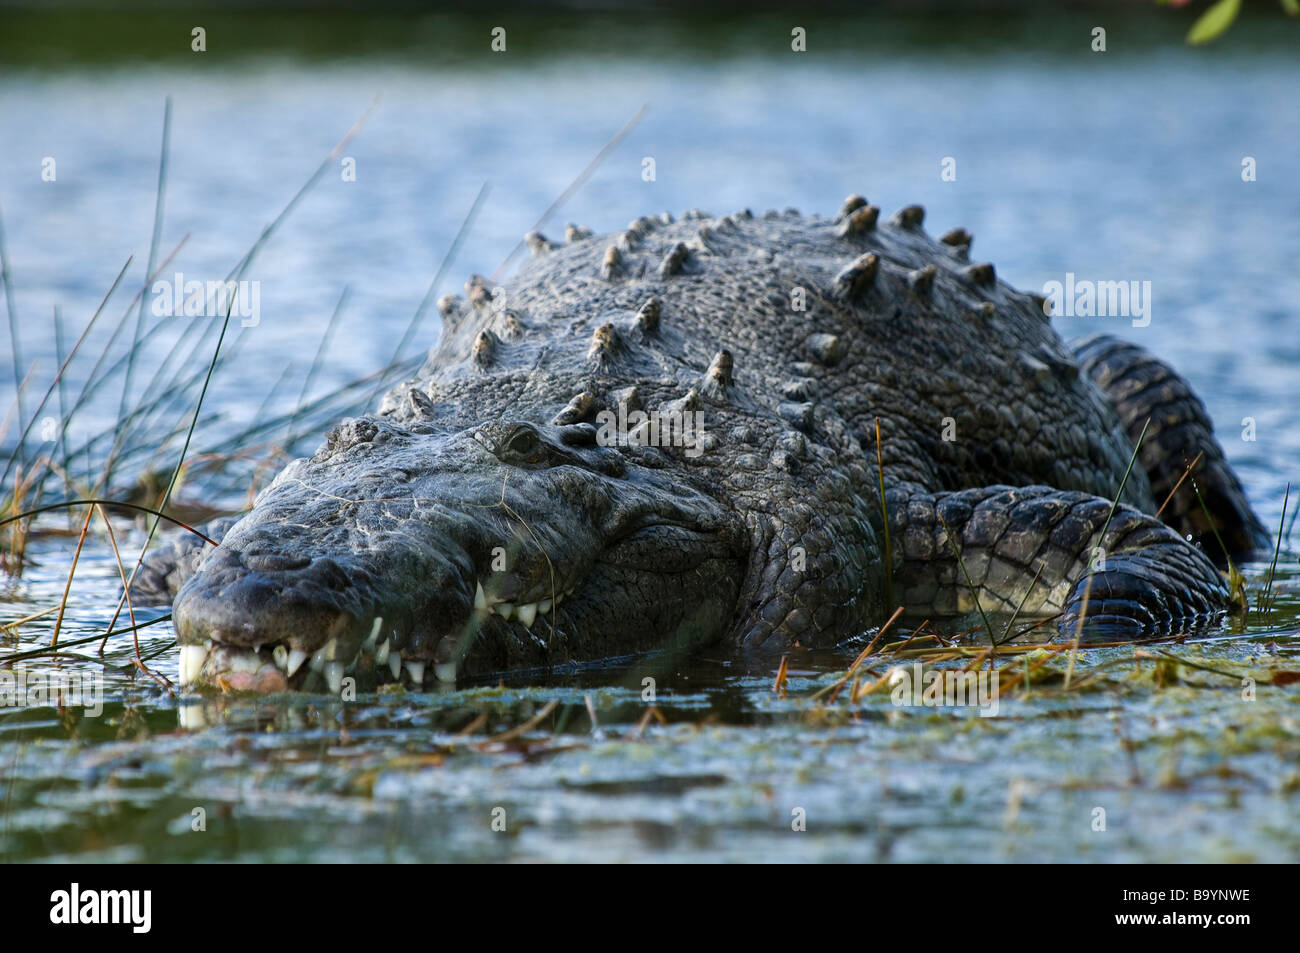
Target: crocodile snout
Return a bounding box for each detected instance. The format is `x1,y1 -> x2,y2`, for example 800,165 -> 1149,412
172,533 -> 479,693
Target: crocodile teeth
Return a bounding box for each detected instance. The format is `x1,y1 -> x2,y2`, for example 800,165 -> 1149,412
325,662 -> 345,694
538,598 -> 553,614
374,640 -> 390,667
286,648 -> 309,678
517,602 -> 538,627
435,662 -> 458,683
497,602 -> 515,620
179,645 -> 207,686
389,650 -> 402,680
309,648 -> 326,673
272,645 -> 289,671
364,616 -> 383,650
474,581 -> 488,611
405,660 -> 425,686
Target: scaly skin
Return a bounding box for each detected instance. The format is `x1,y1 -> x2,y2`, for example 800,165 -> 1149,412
139,198 -> 1268,692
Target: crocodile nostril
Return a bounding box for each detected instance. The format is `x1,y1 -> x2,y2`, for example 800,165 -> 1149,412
242,552 -> 312,572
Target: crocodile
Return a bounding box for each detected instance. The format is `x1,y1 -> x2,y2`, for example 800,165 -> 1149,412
139,197 -> 1269,693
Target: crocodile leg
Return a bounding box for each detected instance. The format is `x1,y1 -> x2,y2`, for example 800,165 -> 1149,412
888,484 -> 1229,638
1074,334 -> 1269,560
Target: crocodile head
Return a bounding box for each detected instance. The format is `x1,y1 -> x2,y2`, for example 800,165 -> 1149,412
167,209 -> 907,693
173,411 -> 750,691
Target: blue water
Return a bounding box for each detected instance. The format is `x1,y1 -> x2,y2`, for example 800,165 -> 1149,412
2,50 -> 1297,522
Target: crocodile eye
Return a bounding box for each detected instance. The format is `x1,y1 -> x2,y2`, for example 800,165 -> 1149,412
506,428 -> 540,458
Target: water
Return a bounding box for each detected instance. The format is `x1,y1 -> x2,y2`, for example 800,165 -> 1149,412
2,12 -> 1298,862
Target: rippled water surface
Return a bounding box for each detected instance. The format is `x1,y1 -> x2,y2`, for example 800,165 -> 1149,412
2,13 -> 1298,862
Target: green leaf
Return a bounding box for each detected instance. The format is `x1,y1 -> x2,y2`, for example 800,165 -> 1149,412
1187,0 -> 1243,45
1282,0 -> 1300,17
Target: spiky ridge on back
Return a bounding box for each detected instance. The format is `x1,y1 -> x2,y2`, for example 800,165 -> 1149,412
377,199 -> 1150,516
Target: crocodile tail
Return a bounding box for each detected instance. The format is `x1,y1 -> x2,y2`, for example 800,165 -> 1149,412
1073,333 -> 1269,561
